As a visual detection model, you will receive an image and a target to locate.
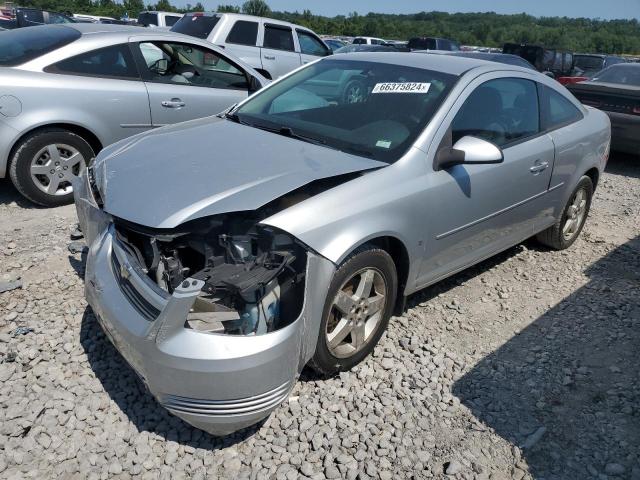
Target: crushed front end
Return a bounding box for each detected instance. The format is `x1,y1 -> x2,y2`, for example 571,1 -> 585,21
74,169 -> 335,436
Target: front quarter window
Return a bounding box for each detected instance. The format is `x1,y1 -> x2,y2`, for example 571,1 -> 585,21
234,59 -> 457,163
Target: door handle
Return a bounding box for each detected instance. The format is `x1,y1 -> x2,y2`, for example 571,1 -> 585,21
161,98 -> 185,108
529,161 -> 549,174
263,55 -> 275,60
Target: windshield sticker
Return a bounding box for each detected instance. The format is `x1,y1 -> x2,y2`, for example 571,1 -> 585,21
372,82 -> 431,94
376,140 -> 392,149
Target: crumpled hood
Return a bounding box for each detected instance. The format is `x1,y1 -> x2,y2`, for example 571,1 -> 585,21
94,116 -> 386,228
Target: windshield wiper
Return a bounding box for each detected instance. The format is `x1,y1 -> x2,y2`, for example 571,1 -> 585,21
250,124 -> 335,149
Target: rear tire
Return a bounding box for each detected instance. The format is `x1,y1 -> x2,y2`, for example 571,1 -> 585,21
9,128 -> 94,207
310,245 -> 397,376
536,175 -> 593,250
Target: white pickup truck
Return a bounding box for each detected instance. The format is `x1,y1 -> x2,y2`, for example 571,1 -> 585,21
170,12 -> 332,79
137,11 -> 183,28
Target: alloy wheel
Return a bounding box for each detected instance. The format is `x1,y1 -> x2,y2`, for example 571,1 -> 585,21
326,268 -> 387,358
563,187 -> 588,240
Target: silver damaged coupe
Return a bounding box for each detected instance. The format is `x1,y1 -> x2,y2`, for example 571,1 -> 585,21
75,53 -> 611,435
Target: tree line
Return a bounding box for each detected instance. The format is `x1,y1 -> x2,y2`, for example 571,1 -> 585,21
15,0 -> 640,54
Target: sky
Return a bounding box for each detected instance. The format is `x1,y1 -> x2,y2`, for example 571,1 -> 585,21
172,0 -> 640,20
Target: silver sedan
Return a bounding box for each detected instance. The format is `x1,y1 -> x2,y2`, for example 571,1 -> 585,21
0,24 -> 267,206
75,53 -> 610,435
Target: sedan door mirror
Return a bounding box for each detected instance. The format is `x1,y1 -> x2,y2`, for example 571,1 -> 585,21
434,136 -> 504,171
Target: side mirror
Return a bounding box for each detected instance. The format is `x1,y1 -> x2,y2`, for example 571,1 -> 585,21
434,136 -> 504,171
248,75 -> 262,93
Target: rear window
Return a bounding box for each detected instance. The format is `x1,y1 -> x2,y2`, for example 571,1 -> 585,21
574,55 -> 604,71
408,38 -> 436,50
171,14 -> 220,39
592,65 -> 640,87
0,25 -> 81,66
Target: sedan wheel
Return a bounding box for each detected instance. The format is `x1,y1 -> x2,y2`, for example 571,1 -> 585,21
30,144 -> 85,197
9,128 -> 95,207
326,268 -> 387,358
562,188 -> 587,241
536,175 -> 593,250
310,245 -> 397,375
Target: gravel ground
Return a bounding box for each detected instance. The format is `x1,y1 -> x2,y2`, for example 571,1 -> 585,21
0,152 -> 638,480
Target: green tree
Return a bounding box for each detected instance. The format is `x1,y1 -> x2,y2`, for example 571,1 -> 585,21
218,4 -> 240,13
242,0 -> 270,17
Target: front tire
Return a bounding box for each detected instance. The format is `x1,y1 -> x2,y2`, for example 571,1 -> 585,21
536,175 -> 593,250
310,245 -> 397,376
9,128 -> 94,207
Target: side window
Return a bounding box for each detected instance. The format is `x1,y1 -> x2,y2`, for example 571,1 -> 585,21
452,78 -> 540,148
226,20 -> 259,46
263,25 -> 294,51
540,85 -> 583,130
297,30 -> 329,56
165,15 -> 181,27
47,12 -> 71,24
137,42 -> 248,90
352,38 -> 366,45
46,44 -> 138,79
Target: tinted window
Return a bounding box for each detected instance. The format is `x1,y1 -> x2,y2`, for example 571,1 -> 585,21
235,60 -> 457,163
226,20 -> 258,46
574,55 -> 604,71
138,41 -> 248,89
137,12 -> 158,26
20,9 -> 44,25
47,12 -> 73,24
352,38 -> 366,45
297,30 -> 328,56
408,38 -> 436,50
452,78 -> 539,147
165,15 -> 181,27
47,44 -> 138,79
540,85 -> 583,129
0,26 -> 81,67
171,14 -> 220,39
263,25 -> 294,51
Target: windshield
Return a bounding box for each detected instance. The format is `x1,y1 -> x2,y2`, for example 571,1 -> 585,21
591,65 -> 640,86
233,59 -> 457,163
0,25 -> 81,66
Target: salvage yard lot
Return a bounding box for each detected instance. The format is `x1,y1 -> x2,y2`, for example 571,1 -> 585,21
0,153 -> 638,479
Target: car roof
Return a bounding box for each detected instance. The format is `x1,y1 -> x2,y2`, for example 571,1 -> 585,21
182,11 -> 312,30
336,51 -> 524,75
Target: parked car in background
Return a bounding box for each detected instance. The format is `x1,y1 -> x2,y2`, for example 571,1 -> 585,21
558,54 -> 627,85
323,38 -> 347,52
0,7 -> 75,29
352,36 -> 387,45
503,43 -> 573,78
441,52 -> 535,69
75,52 -> 609,436
408,36 -> 460,51
334,44 -> 405,54
568,63 -> 640,155
0,24 -> 267,206
171,13 -> 331,79
137,11 -> 182,28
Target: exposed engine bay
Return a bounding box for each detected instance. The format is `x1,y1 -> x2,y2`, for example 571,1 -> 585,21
113,211 -> 309,336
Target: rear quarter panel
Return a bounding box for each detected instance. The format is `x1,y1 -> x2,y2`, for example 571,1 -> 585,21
542,106 -> 610,226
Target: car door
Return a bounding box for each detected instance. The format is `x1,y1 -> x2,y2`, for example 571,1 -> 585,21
132,40 -> 251,126
296,29 -> 331,66
259,23 -> 301,78
418,75 -> 555,286
43,43 -> 151,144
